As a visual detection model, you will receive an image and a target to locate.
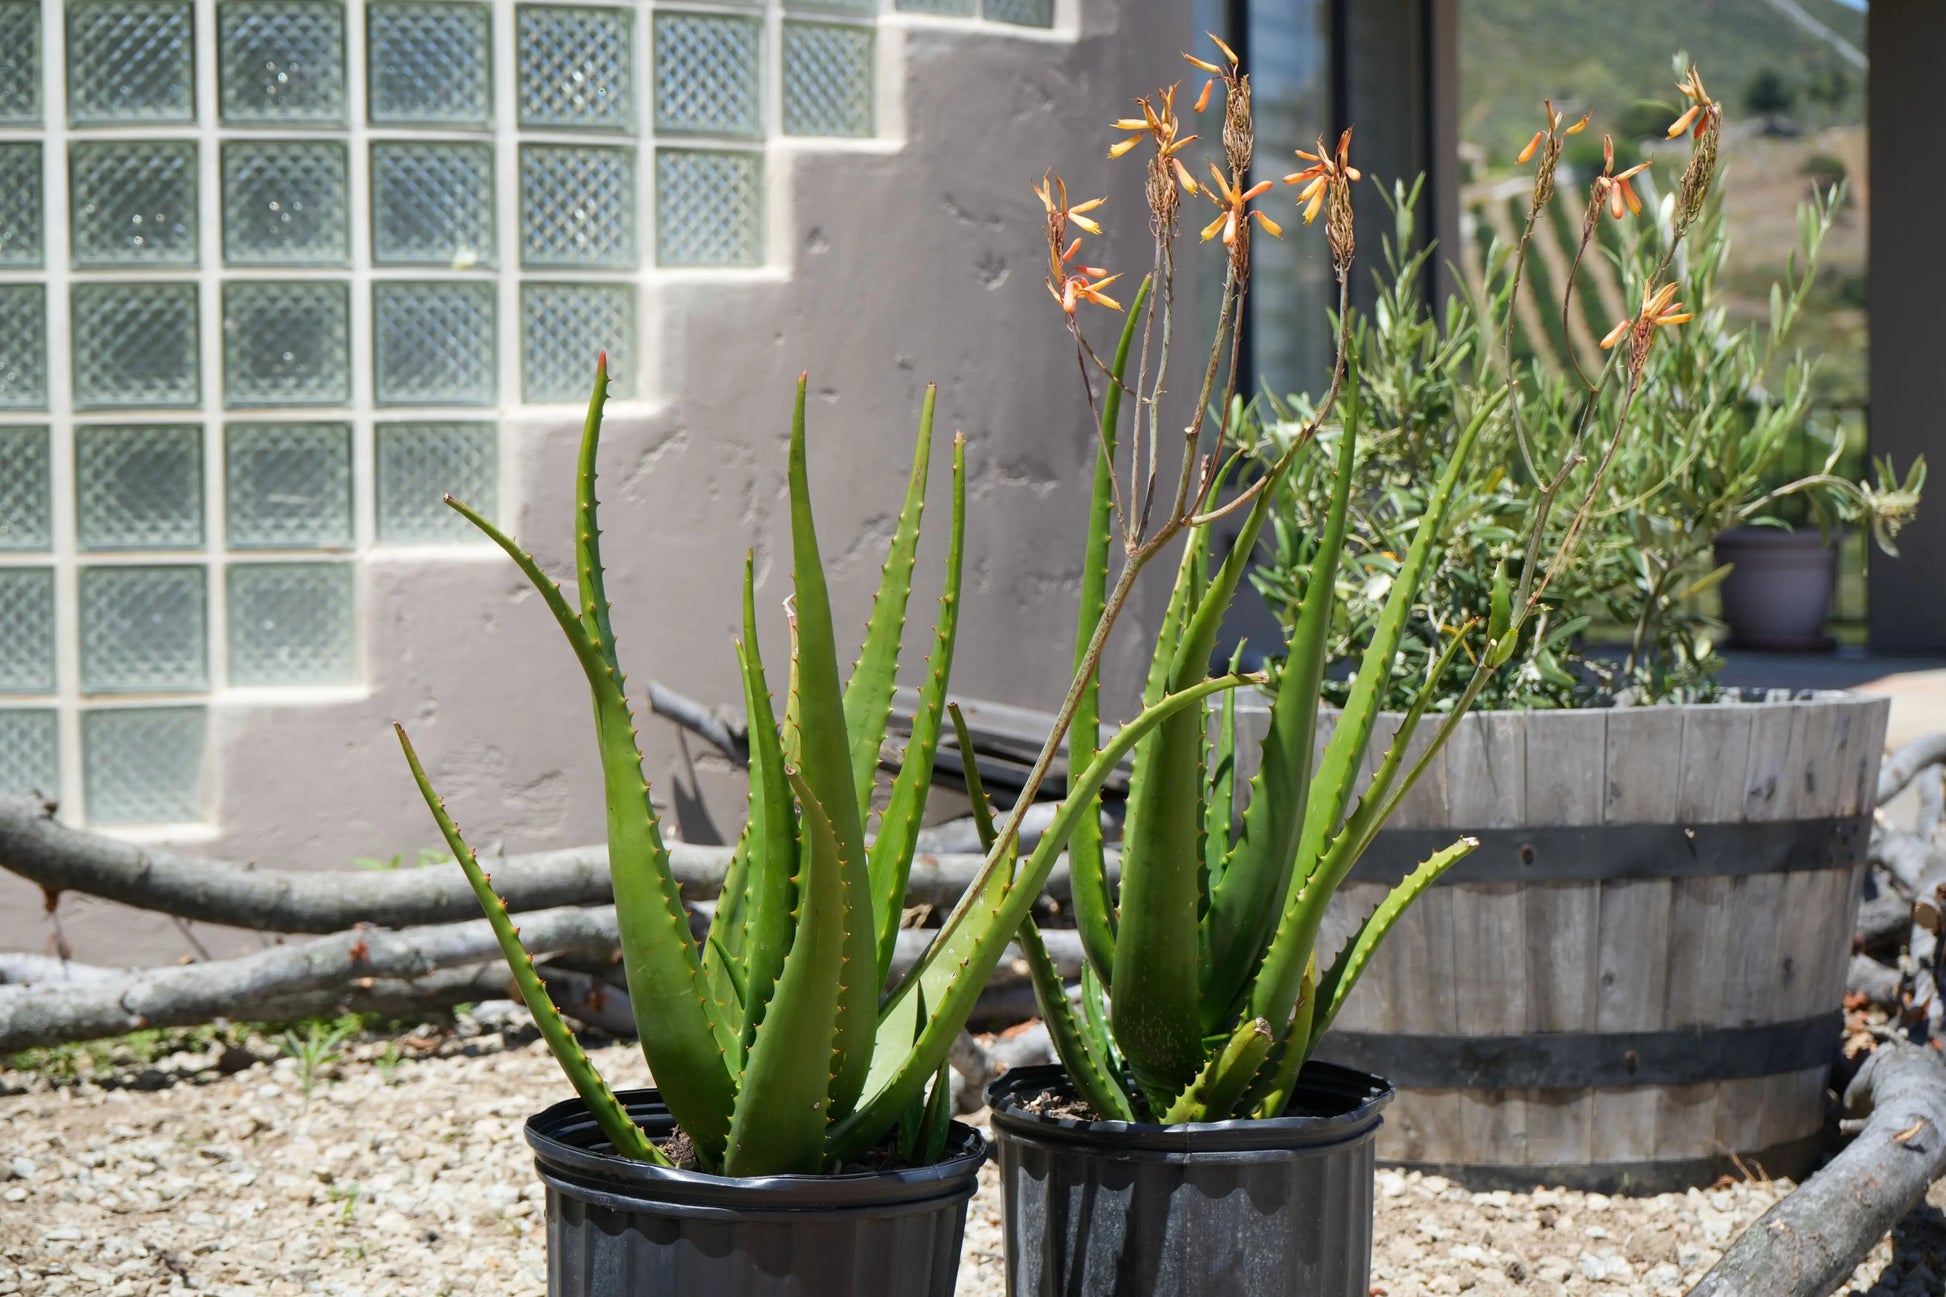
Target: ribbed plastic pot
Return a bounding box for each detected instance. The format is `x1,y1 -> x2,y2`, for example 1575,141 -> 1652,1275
525,1089 -> 987,1296
988,1062 -> 1392,1297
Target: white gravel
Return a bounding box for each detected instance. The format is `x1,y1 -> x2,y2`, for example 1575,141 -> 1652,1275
0,1015 -> 1935,1296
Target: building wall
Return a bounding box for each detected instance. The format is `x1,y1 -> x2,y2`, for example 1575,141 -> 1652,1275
0,0 -> 1213,961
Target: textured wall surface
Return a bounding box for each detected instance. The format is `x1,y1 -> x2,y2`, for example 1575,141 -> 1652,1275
4,0 -> 1219,962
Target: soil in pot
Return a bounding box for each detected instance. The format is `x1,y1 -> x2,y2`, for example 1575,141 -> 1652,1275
987,1062 -> 1392,1297
1713,526 -> 1839,651
526,1089 -> 986,1296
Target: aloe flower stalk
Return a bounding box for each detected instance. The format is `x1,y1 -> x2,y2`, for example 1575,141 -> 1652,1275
398,348 -> 1258,1173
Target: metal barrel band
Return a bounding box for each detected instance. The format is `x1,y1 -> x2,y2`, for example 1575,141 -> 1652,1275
1311,1011 -> 1841,1089
1346,815 -> 1869,886
1381,1132 -> 1825,1196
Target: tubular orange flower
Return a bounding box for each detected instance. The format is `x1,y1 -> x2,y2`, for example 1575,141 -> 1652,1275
1199,164 -> 1278,244
1600,279 -> 1693,356
1283,127 -> 1360,225
1033,172 -> 1120,315
1591,135 -> 1651,221
1107,84 -> 1199,189
1667,64 -> 1719,139
1515,97 -> 1589,165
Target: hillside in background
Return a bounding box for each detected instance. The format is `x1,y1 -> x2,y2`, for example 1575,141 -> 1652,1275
1461,0 -> 1865,161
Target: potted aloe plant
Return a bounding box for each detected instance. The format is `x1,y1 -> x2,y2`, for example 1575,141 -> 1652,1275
395,349 -> 1262,1291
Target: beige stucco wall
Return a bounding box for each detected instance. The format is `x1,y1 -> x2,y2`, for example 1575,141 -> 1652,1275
3,0 -> 1210,964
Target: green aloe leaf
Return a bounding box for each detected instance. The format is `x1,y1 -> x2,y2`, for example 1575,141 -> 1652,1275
781,374 -> 877,1117
1068,278 -> 1152,988
397,725 -> 665,1165
724,767 -> 855,1176
867,434 -> 966,985
1161,1015 -> 1271,1124
843,386 -> 937,820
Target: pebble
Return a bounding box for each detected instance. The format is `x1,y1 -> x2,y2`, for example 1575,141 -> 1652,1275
1,1025 -> 1938,1297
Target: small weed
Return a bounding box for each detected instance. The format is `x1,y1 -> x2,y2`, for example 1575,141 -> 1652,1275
373,1041 -> 406,1085
282,1018 -> 359,1100
352,847 -> 450,871
326,1183 -> 361,1222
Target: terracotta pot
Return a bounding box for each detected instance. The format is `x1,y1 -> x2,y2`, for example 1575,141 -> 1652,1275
1713,527 -> 1838,651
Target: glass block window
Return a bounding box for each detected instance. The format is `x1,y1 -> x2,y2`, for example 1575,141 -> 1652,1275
0,285 -> 47,410
72,283 -> 199,410
377,421 -> 496,543
0,569 -> 56,694
653,12 -> 762,138
228,561 -> 355,685
218,0 -> 347,125
522,283 -> 636,403
0,710 -> 59,800
984,0 -> 1054,27
66,0 -> 197,127
783,22 -> 874,139
517,4 -> 631,131
657,149 -> 762,268
82,706 -> 205,824
896,0 -> 974,12
76,423 -> 204,551
0,144 -> 43,266
79,564 -> 208,693
0,2 -> 41,123
225,422 -> 353,550
372,281 -> 497,406
0,427 -> 50,551
222,140 -> 350,266
371,141 -> 495,268
222,280 -> 352,407
367,1 -> 492,127
520,145 -> 635,269
69,140 -> 199,268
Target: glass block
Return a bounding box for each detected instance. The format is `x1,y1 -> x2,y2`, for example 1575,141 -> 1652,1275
368,1 -> 490,127
0,286 -> 47,411
0,568 -> 55,694
0,427 -> 50,550
80,565 -> 207,692
787,0 -> 873,11
656,149 -> 762,268
783,22 -> 873,138
983,0 -> 1052,25
371,282 -> 496,406
0,143 -> 42,266
522,283 -> 636,403
653,12 -> 761,138
71,283 -> 199,410
0,710 -> 57,800
66,0 -> 196,125
517,4 -> 631,131
897,0 -> 974,12
222,140 -> 349,266
520,145 -> 635,269
225,422 -> 352,549
0,2 -> 41,123
227,561 -> 353,685
69,140 -> 199,268
370,142 -> 495,268
376,421 -> 495,542
218,0 -> 347,124
76,423 -> 204,550
83,706 -> 205,824
222,280 -> 350,407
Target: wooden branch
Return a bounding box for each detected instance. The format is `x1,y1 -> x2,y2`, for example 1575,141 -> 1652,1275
1871,828 -> 1941,895
1847,953 -> 1905,1008
1858,891 -> 1916,954
0,915 -> 1087,1051
0,796 -> 1104,934
647,681 -> 748,766
1879,736 -> 1946,806
1689,1040 -> 1946,1297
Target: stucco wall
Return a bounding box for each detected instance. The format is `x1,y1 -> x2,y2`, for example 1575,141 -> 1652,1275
3,0 -> 1208,963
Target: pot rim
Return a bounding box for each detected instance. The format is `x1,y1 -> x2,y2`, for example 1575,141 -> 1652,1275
986,1061 -> 1393,1155
525,1088 -> 987,1220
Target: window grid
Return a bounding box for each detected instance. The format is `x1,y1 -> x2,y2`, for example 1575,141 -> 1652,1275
0,0 -> 1051,826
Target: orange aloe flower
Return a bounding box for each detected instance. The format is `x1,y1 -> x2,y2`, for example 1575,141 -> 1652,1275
1599,280 -> 1693,352
1283,127 -> 1360,224
1514,97 -> 1590,165
1032,173 -> 1120,315
1107,83 -> 1200,194
1594,134 -> 1651,219
1183,31 -> 1239,116
1667,64 -> 1719,139
1199,163 -> 1279,244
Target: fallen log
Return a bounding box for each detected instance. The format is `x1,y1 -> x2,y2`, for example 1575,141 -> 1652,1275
1846,953 -> 1904,1008
1687,1039 -> 1946,1297
1858,892 -> 1915,954
0,796 -> 1106,934
1879,737 -> 1946,806
1870,828 -> 1941,895
0,915 -> 1088,1052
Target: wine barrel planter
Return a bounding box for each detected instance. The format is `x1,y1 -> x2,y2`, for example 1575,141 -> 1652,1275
1237,691 -> 1887,1193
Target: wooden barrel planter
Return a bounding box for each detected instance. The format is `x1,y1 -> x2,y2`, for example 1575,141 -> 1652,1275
1240,691 -> 1887,1193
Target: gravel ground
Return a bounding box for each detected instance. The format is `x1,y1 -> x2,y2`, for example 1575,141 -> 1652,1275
0,1014 -> 1939,1297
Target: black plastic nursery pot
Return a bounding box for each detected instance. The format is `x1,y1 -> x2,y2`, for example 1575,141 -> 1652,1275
525,1089 -> 987,1296
988,1062 -> 1393,1297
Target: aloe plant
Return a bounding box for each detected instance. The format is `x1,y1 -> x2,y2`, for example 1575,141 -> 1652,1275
397,351 -> 1255,1173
